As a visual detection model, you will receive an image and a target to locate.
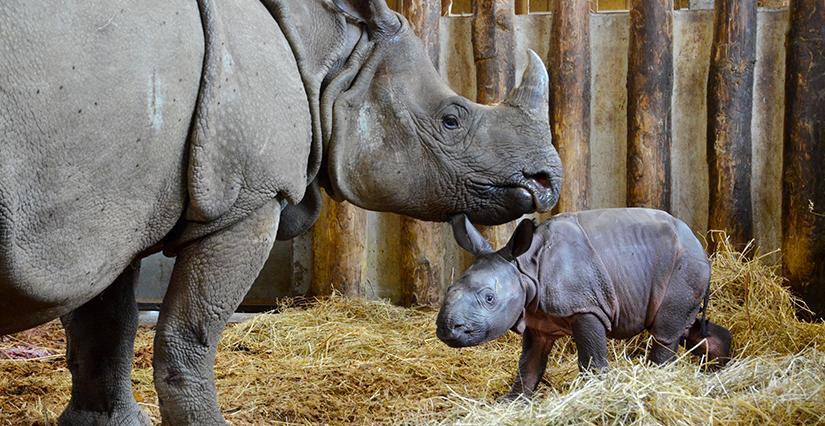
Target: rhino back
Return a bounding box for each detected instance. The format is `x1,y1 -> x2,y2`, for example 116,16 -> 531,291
0,0 -> 203,332
572,208 -> 690,337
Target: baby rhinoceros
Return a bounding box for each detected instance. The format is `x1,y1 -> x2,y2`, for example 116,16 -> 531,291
436,208 -> 732,399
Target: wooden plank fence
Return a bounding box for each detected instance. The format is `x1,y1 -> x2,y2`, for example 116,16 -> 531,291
136,1 -> 823,318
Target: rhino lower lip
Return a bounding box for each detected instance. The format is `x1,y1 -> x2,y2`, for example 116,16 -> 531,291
441,337 -> 469,348
520,181 -> 554,212
522,171 -> 558,212
468,179 -> 555,216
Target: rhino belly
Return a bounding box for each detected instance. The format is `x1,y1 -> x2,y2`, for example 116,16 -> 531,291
0,0 -> 204,333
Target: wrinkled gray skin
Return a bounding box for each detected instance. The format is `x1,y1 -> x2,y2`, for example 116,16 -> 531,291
0,0 -> 562,424
437,209 -> 732,399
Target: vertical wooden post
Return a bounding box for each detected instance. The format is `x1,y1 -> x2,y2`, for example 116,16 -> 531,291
515,0 -> 529,14
706,0 -> 756,252
626,0 -> 673,210
399,0 -> 446,306
750,9 -> 786,263
472,0 -> 516,249
403,0 -> 441,67
473,0 -> 515,104
550,0 -> 591,213
442,0 -> 453,16
310,193 -> 366,297
783,0 -> 825,319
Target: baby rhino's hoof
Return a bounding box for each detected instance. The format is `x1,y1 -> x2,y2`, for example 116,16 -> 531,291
499,391 -> 531,403
58,403 -> 151,426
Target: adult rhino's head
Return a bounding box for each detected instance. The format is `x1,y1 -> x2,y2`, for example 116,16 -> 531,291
436,215 -> 536,347
326,0 -> 561,225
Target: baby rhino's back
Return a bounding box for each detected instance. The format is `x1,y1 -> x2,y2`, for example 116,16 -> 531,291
566,208 -> 707,338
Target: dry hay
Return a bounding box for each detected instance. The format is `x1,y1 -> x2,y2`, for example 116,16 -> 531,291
1,238 -> 824,425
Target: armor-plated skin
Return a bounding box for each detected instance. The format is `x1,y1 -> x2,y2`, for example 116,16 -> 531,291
0,0 -> 562,423
437,208 -> 732,399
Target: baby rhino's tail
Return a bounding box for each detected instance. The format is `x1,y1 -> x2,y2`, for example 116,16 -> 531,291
682,317 -> 732,370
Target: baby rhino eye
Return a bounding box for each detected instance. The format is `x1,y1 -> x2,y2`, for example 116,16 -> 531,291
485,293 -> 495,304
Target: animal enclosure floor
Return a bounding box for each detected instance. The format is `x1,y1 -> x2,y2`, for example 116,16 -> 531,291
1,241 -> 824,425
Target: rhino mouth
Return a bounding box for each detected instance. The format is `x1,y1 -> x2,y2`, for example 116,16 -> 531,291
521,171 -> 559,213
436,326 -> 489,348
465,170 -> 559,225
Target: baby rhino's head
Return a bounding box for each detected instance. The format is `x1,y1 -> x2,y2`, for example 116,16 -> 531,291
436,215 -> 536,348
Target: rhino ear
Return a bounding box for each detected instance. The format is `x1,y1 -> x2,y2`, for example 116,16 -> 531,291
332,0 -> 402,38
450,214 -> 494,256
503,218 -> 536,260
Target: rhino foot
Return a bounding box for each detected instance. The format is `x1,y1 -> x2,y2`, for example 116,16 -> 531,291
58,403 -> 151,426
499,391 -> 530,403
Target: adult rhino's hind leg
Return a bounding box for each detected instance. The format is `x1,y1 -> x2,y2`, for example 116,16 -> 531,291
153,201 -> 280,425
59,262 -> 149,426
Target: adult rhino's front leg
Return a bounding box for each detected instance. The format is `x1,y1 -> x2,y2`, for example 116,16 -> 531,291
153,200 -> 281,425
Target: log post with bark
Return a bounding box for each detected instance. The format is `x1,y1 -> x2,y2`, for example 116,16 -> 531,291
783,0 -> 825,319
472,0 -> 517,249
310,194 -> 367,297
626,0 -> 673,210
399,0 -> 447,306
515,0 -> 529,14
706,0 -> 756,252
442,0 -> 453,16
550,0 -> 591,213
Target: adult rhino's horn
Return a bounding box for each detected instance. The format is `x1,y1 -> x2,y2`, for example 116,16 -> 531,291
504,50 -> 549,119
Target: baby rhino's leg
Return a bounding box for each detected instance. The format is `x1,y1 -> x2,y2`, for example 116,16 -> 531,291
648,277 -> 701,365
682,319 -> 732,369
571,313 -> 608,372
504,329 -> 555,400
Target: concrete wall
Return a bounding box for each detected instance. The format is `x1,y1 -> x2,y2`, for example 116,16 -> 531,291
137,9 -> 789,306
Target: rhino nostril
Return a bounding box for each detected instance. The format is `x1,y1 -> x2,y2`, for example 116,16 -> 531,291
452,322 -> 466,331
523,171 -> 553,189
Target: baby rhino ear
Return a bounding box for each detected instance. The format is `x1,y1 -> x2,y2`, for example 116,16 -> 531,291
503,218 -> 536,260
450,214 -> 494,256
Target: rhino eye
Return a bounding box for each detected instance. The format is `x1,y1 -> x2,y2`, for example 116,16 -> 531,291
442,114 -> 460,130
484,293 -> 495,304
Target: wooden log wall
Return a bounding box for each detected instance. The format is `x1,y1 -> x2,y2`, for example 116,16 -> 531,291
783,0 -> 825,319
751,9 -> 787,265
626,0 -> 673,210
310,195 -> 366,297
550,0 -> 591,213
139,7 -> 819,314
706,0 -> 757,252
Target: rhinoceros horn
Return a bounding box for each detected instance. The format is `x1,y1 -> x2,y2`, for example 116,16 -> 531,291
504,50 -> 549,119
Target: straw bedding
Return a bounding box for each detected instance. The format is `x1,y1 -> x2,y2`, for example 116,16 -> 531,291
1,238 -> 823,425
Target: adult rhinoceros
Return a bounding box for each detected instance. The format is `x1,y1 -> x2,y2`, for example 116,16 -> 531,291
0,0 -> 561,423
